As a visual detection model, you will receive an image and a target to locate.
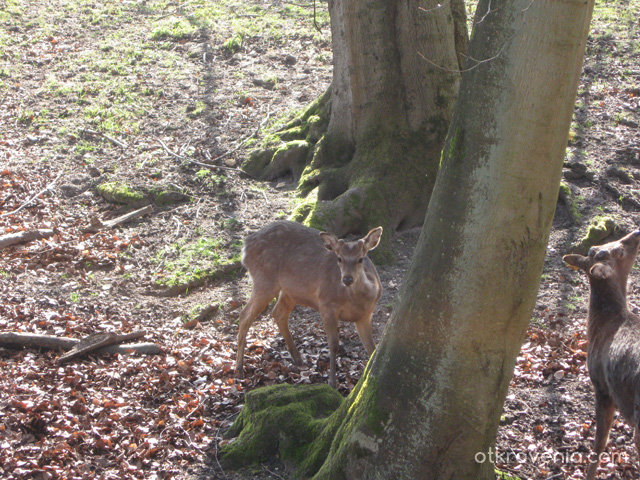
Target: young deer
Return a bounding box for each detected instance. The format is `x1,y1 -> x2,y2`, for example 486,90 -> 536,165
563,229 -> 640,479
235,220 -> 383,387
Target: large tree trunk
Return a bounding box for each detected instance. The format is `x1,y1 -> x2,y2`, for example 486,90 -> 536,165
244,0 -> 466,254
222,0 -> 594,478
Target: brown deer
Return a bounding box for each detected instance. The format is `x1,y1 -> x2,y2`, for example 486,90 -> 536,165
235,221 -> 383,387
563,229 -> 640,479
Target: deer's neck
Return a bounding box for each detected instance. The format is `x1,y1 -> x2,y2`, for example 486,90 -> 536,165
587,278 -> 629,339
350,269 -> 380,301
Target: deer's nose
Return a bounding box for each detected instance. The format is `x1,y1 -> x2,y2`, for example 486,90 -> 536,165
342,275 -> 354,286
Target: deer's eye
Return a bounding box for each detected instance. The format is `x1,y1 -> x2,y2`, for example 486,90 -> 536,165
358,258 -> 363,263
337,257 -> 342,263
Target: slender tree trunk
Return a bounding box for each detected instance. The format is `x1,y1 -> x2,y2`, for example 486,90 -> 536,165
310,1 -> 595,478
244,0 -> 465,254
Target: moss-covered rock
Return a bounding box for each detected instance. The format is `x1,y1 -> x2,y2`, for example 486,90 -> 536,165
220,384 -> 343,475
152,188 -> 189,206
96,181 -> 146,206
96,181 -> 190,207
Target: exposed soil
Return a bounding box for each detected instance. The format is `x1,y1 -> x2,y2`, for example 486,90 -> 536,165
1,1 -> 640,479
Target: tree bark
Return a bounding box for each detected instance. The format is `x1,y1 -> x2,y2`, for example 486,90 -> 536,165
222,0 -> 595,478
244,0 -> 466,254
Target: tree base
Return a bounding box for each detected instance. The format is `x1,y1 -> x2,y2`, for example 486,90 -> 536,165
220,384 -> 343,476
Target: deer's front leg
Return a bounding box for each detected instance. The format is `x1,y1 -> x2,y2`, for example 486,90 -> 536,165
320,311 -> 339,388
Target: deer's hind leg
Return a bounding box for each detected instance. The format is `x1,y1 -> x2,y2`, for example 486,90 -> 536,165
235,278 -> 278,378
272,293 -> 303,366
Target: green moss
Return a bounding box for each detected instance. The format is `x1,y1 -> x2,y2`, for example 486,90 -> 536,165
96,181 -> 146,206
290,187 -> 319,224
186,101 -> 207,119
279,125 -> 306,141
573,215 -> 618,254
153,237 -> 241,289
244,87 -> 331,180
441,125 -> 464,169
220,384 -> 343,473
558,182 -> 581,221
308,367 -> 386,479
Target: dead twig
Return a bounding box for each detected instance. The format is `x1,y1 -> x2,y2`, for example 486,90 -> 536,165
79,128 -> 129,149
1,171 -> 64,217
210,106 -> 272,163
313,0 -> 323,34
158,138 -> 185,160
84,205 -> 154,233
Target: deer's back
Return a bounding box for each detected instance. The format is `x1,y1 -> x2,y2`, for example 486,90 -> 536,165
242,222 -> 337,298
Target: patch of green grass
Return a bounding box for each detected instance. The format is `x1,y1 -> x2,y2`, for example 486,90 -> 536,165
195,169 -> 210,179
70,292 -> 80,303
223,32 -> 244,53
16,109 -> 36,125
153,237 -> 241,287
186,101 -> 207,118
151,16 -> 198,41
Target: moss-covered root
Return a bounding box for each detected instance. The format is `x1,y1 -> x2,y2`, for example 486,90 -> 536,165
242,88 -> 330,180
572,216 -> 618,254
219,384 -> 343,475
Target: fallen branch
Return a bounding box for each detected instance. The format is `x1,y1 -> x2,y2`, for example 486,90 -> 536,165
83,204 -> 154,233
1,171 -> 64,217
57,331 -> 146,364
0,332 -> 162,358
0,229 -> 54,249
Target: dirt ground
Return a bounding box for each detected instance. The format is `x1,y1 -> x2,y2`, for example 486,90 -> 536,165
1,1 -> 640,479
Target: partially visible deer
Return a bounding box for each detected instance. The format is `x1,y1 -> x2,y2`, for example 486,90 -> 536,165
563,229 -> 640,479
235,221 -> 383,387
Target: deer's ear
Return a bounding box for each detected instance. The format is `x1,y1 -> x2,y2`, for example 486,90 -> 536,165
362,227 -> 383,251
320,232 -> 339,251
563,254 -> 589,272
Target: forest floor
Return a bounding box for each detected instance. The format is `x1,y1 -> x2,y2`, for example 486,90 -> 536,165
1,1 -> 640,479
